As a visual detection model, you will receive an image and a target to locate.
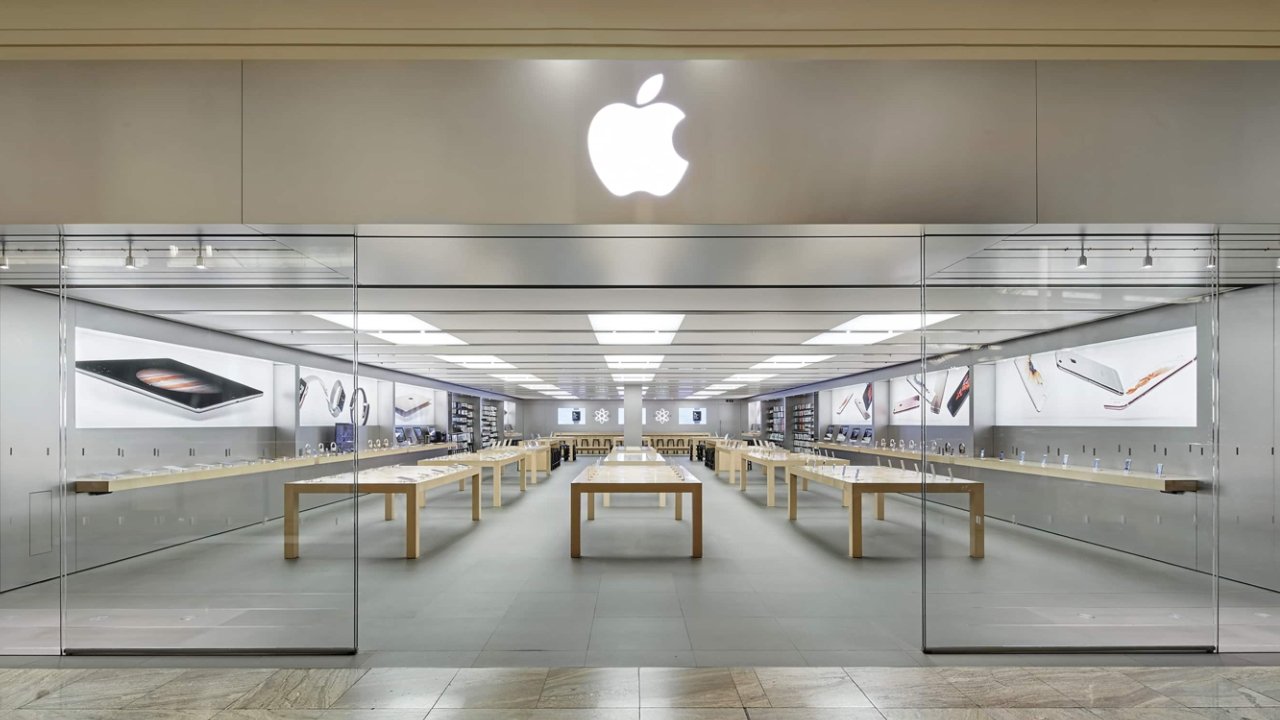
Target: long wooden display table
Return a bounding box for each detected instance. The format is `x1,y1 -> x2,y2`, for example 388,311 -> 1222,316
284,463 -> 478,560
788,464 -> 984,558
74,442 -> 457,495
419,448 -> 529,508
570,465 -> 702,558
814,442 -> 1199,493
735,448 -> 848,507
520,441 -> 553,480
553,432 -> 712,459
601,446 -> 668,507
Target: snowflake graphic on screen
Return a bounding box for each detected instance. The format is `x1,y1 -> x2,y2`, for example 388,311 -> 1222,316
654,408 -> 671,424
594,408 -> 611,424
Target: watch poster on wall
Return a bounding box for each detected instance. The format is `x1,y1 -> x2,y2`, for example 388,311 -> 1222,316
557,407 -> 585,425
74,328 -> 275,429
889,369 -> 970,427
994,326 -> 1196,427
299,366 -> 379,427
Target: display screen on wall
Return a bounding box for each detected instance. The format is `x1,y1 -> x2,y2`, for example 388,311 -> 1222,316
393,383 -> 436,424
300,366 -> 380,427
679,407 -> 707,425
889,369 -> 970,427
747,400 -> 762,430
74,328 -> 275,429
829,382 -> 873,423
557,407 -> 585,425
994,326 -> 1197,427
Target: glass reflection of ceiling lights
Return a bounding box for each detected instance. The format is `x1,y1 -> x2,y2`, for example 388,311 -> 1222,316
803,313 -> 957,345
612,373 -> 655,382
750,355 -> 833,370
590,314 -> 684,345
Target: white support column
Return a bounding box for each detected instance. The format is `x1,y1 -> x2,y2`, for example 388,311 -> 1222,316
623,384 -> 643,447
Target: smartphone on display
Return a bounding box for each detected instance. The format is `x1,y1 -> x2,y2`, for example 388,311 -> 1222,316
1017,355 -> 1047,412
1055,351 -> 1124,395
394,426 -> 406,444
412,427 -> 425,443
1104,356 -> 1196,411
853,384 -> 872,420
929,372 -> 949,414
946,369 -> 971,417
76,358 -> 263,413
893,395 -> 920,414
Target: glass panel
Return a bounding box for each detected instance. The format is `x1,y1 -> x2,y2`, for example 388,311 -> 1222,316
59,225 -> 358,652
0,227 -> 64,654
1216,224 -> 1280,651
922,224 -> 1218,650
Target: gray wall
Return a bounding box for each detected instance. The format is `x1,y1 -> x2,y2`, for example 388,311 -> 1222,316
3,60 -> 1280,224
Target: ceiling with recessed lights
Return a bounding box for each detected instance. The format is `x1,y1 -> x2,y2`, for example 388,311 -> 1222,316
0,223 -> 1269,401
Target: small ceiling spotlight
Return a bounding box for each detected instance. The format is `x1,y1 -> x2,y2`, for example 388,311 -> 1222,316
194,231 -> 207,269
0,239 -> 8,270
124,236 -> 137,270
1206,253 -> 1217,269
1076,236 -> 1088,269
1142,236 -> 1154,269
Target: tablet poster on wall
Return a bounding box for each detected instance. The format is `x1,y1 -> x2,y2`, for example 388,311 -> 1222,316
299,366 -> 379,427
393,383 -> 438,425
830,382 -> 873,424
888,368 -> 970,427
74,327 -> 275,428
994,326 -> 1196,427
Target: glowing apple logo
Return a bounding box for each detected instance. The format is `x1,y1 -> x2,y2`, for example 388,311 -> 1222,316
588,74 -> 688,197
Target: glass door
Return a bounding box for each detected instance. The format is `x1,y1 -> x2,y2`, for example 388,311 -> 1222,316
921,224 -> 1218,651
59,226 -> 360,653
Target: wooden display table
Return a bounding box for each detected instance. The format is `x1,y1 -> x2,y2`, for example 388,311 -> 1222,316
570,465 -> 702,558
787,464 -> 984,558
738,449 -> 848,507
600,446 -> 667,507
284,463 -> 478,559
418,448 -> 529,507
814,442 -> 1199,493
521,441 -> 553,480
73,442 -> 457,495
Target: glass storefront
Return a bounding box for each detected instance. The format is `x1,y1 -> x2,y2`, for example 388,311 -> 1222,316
3,222 -> 1280,654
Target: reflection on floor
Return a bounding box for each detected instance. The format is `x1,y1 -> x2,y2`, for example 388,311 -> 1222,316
4,665 -> 1280,718
1,457 -> 1278,661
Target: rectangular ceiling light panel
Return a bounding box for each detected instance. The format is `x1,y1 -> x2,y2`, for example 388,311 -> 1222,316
312,313 -> 439,332
612,373 -> 655,382
434,355 -> 515,369
604,355 -> 664,369
370,332 -> 467,346
750,355 -> 833,370
589,314 -> 685,332
725,373 -> 776,382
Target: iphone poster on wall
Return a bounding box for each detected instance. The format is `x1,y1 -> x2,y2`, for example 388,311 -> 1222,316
888,368 -> 970,427
74,328 -> 275,428
995,326 -> 1196,427
299,366 -> 380,427
830,382 -> 873,424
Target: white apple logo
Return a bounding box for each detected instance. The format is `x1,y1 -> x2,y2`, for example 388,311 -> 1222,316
588,74 -> 688,197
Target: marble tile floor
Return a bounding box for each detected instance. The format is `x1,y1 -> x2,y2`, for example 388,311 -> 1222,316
5,665 -> 1280,718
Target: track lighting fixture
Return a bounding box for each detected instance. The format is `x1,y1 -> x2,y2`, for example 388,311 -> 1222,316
1141,236 -> 1154,269
124,236 -> 137,270
1076,237 -> 1088,269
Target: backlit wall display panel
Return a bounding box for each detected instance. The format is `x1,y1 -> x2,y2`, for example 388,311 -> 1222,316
75,328 -> 274,429
994,326 -> 1196,427
393,383 -> 439,425
300,366 -> 379,427
889,369 -> 970,427
747,401 -> 762,430
557,407 -> 586,425
829,382 -> 873,424
679,407 -> 708,425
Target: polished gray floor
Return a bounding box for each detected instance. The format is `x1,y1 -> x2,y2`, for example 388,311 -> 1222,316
1,456 -> 1278,663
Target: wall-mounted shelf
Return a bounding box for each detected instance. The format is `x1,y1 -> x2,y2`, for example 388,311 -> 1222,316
814,442 -> 1199,493
73,443 -> 457,495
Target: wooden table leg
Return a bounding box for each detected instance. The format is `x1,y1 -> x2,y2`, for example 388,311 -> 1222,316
971,486 -> 985,558
570,487 -> 582,557
588,492 -> 595,521
459,476 -> 465,491
849,489 -> 863,558
471,472 -> 482,521
519,459 -> 527,492
842,485 -> 851,508
420,485 -> 428,508
493,464 -> 503,507
740,456 -> 749,492
802,476 -> 809,491
766,465 -> 776,507
876,492 -> 885,520
384,492 -> 395,521
603,492 -> 611,507
404,488 -> 420,559
284,487 -> 300,559
675,491 -> 683,521
659,492 -> 667,508
788,471 -> 798,521
691,487 -> 703,558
